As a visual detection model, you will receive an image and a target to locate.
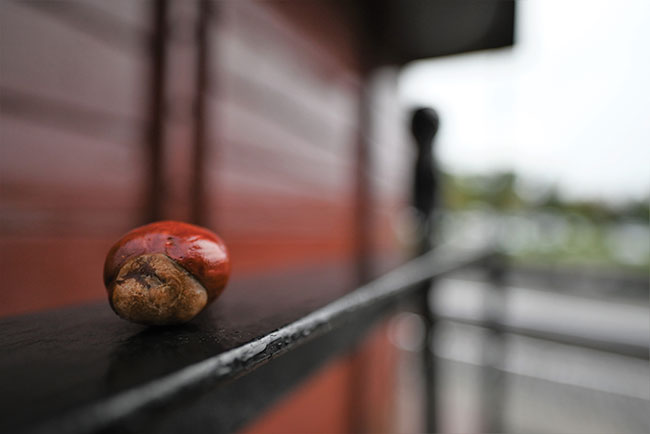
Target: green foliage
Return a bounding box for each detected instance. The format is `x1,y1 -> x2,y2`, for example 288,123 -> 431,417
442,170 -> 649,223
440,170 -> 650,270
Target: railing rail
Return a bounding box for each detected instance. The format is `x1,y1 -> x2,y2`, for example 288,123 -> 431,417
2,243 -> 647,433
436,312 -> 649,360
0,245 -> 494,434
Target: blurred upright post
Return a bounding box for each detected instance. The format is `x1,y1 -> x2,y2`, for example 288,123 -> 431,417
191,0 -> 210,227
412,108 -> 440,254
146,0 -> 169,223
411,107 -> 440,433
481,252 -> 508,433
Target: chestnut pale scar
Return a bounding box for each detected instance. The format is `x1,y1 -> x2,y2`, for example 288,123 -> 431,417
110,253 -> 208,325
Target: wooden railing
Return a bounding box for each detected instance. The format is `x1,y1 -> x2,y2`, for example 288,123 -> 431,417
2,245 -> 646,434
0,245 -> 497,434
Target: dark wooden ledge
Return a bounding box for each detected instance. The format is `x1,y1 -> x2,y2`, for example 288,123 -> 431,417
0,247 -> 491,434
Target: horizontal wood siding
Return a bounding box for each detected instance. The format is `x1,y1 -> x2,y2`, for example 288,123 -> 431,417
0,2 -> 406,433
0,0 -> 408,320
0,1 -> 150,315
205,1 -> 361,273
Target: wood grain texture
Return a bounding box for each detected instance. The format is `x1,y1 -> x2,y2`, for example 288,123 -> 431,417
0,116 -> 146,234
0,1 -> 149,121
0,0 -> 409,318
0,260 -> 357,432
0,2 -> 410,433
0,0 -> 408,313
202,1 -> 362,273
0,1 -> 150,315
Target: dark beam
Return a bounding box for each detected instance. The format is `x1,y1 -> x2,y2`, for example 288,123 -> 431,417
0,248 -> 491,434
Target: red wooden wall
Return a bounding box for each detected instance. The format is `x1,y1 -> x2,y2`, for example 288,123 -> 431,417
207,1 -> 362,274
0,1 -> 411,432
0,1 -> 152,315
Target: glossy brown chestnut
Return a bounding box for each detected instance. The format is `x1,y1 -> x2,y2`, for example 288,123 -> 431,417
103,221 -> 230,325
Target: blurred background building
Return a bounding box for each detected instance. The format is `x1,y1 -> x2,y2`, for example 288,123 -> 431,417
1,1 -> 648,433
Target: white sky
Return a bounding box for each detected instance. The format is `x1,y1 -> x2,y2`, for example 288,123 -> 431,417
398,0 -> 650,204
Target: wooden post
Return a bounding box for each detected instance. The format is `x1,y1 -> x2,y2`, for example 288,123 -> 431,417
411,107 -> 440,433
191,0 -> 210,226
481,252 -> 508,433
146,0 -> 168,222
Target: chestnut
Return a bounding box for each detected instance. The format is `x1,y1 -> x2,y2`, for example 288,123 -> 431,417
103,221 -> 230,325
